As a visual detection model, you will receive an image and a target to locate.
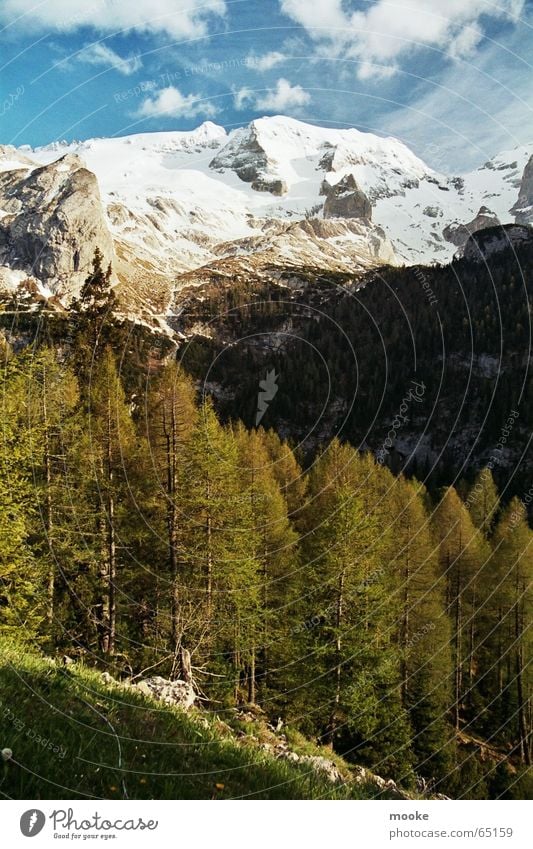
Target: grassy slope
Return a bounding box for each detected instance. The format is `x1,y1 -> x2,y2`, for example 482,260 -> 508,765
0,642 -> 374,800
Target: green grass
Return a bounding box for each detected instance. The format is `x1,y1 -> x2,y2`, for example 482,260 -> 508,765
0,641 -> 375,800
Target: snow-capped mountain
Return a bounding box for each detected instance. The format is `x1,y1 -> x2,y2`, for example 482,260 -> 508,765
0,116 -> 531,315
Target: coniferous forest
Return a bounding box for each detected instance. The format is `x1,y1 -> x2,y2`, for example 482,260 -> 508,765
0,249 -> 531,800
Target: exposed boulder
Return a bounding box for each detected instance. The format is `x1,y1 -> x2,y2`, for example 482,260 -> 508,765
0,153 -> 114,301
352,765 -> 411,800
299,755 -> 344,784
134,676 -> 196,709
442,206 -> 500,247
251,177 -> 288,196
510,154 -> 533,224
322,174 -> 372,220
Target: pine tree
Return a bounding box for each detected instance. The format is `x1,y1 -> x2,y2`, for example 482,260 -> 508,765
71,248 -> 117,371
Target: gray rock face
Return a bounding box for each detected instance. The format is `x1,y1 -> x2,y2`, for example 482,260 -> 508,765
510,154 -> 533,224
134,676 -> 196,709
209,124 -> 271,183
0,153 -> 114,300
209,124 -> 289,196
442,206 -> 500,247
460,223 -> 532,262
322,174 -> 372,220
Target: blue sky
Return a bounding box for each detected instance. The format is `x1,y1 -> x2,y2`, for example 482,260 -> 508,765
1,0 -> 532,170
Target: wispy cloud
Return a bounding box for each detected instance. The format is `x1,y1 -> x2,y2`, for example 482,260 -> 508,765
280,0 -> 526,79
234,78 -> 310,112
136,86 -> 218,119
77,43 -> 142,76
379,34 -> 533,169
247,51 -> 286,72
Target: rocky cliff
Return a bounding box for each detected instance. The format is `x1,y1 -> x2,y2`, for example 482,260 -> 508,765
0,153 -> 114,301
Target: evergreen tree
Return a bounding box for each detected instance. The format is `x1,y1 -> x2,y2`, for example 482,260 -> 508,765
71,248 -> 117,371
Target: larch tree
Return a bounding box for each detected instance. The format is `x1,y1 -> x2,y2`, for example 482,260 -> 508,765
432,486 -> 489,731
234,424 -> 299,703
490,499 -> 532,765
388,476 -> 453,779
145,363 -> 197,673
86,348 -> 136,656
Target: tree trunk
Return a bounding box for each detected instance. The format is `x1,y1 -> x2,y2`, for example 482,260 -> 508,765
42,369 -> 55,629
205,475 -> 213,620
401,549 -> 410,705
107,489 -> 116,655
105,396 -> 116,655
454,566 -> 463,731
248,647 -> 256,705
515,577 -> 531,765
327,566 -> 345,743
164,402 -> 180,649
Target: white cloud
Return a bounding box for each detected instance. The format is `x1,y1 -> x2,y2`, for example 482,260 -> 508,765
280,0 -> 526,78
0,0 -> 226,38
77,43 -> 142,76
447,23 -> 483,60
234,78 -> 310,112
136,86 -> 218,119
234,86 -> 254,110
247,51 -> 286,72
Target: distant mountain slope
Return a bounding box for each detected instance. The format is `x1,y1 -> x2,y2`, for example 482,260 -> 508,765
173,226 -> 533,496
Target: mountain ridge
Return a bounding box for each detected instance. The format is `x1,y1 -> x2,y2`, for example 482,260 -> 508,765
1,116 -> 531,316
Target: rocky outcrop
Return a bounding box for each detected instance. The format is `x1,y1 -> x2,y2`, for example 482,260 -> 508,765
322,175 -> 372,220
460,223 -> 532,262
0,153 -> 114,301
251,177 -> 288,196
134,676 -> 196,709
209,123 -> 272,183
352,766 -> 412,800
442,206 -> 500,247
510,154 -> 533,224
209,124 -> 290,197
